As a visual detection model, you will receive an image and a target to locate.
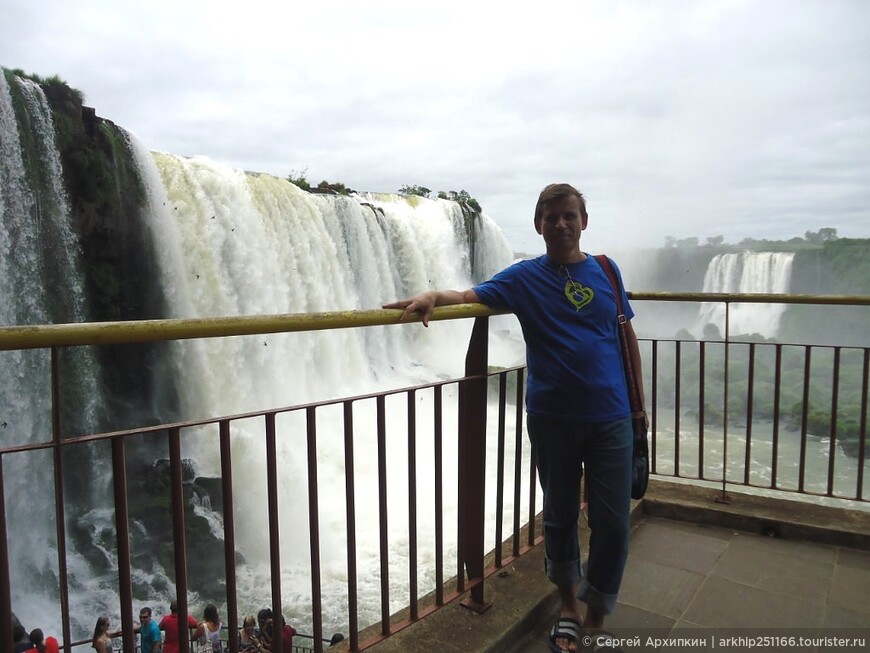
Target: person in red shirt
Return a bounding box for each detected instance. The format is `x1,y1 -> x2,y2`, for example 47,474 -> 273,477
279,617 -> 296,653
159,600 -> 198,653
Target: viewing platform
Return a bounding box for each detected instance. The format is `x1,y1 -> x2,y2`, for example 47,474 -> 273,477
365,481 -> 870,653
1,295 -> 868,653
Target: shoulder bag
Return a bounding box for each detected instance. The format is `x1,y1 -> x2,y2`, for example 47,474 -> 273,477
594,254 -> 650,499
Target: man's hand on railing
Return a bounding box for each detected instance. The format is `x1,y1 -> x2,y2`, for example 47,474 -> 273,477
383,289 -> 480,327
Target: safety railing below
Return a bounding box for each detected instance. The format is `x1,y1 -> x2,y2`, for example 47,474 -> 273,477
1,294 -> 868,653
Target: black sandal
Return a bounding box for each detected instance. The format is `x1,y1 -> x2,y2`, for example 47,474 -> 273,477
548,617 -> 582,652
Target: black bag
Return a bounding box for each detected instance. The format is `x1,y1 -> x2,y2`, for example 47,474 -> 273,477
595,255 -> 650,500
630,421 -> 650,500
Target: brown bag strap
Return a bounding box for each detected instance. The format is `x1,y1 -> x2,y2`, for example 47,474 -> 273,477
594,255 -> 644,417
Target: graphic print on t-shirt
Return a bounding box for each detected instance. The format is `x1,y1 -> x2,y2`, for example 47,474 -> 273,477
564,279 -> 594,311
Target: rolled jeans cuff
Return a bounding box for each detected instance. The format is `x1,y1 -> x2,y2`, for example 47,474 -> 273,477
544,555 -> 582,588
578,578 -> 618,615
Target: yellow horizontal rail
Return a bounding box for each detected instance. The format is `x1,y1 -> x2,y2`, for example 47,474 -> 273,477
628,292 -> 870,305
0,304 -> 501,351
0,293 -> 867,351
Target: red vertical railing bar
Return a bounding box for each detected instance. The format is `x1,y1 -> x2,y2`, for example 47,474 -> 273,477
50,348 -> 74,653
826,349 -> 841,497
433,385 -> 444,607
651,340 -> 658,476
455,436 -> 466,596
375,395 -> 390,635
264,413 -> 283,653
698,342 -> 706,479
721,304 -> 731,499
674,341 -> 682,477
110,436 -> 134,653
0,455 -> 12,653
168,426 -> 190,653
857,349 -> 869,501
798,347 -> 812,493
406,390 -> 419,620
457,317 -> 489,610
744,344 -> 756,486
341,401 -> 359,651
219,420 -> 239,653
494,372 -> 507,567
771,345 -> 783,489
305,407 -> 324,653
513,369 -> 535,556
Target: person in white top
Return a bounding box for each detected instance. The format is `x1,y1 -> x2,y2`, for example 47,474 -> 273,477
194,604 -> 222,653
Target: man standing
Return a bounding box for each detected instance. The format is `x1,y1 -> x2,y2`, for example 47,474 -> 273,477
139,608 -> 162,653
159,601 -> 198,653
385,183 -> 645,652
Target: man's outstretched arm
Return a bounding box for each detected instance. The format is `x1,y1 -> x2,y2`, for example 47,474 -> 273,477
383,289 -> 480,327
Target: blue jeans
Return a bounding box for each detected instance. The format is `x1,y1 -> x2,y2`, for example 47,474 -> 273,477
527,413 -> 633,615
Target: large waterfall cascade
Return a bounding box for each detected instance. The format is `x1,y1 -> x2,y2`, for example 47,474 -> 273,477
131,147 -> 526,632
2,69 -> 524,641
695,251 -> 795,338
1,72 -> 109,636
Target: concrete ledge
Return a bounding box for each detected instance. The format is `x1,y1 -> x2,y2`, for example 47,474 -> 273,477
358,542 -> 556,653
641,478 -> 870,550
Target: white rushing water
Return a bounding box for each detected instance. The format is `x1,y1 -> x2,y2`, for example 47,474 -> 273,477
2,71 -> 524,638
124,144 -> 525,635
1,72 -> 109,638
695,251 -> 795,338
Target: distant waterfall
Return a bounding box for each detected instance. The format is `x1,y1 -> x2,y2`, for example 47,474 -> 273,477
696,252 -> 795,338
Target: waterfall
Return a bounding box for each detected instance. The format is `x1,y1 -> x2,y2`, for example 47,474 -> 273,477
2,69 -> 519,640
128,149 -> 515,418
695,252 -> 795,338
121,148 -> 520,631
0,71 -> 107,638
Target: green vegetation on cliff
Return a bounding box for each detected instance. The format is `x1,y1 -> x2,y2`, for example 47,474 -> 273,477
399,184 -> 483,213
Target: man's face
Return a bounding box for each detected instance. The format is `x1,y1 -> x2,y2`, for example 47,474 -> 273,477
535,195 -> 587,251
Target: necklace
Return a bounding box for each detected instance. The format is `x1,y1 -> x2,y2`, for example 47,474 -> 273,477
558,263 -> 594,311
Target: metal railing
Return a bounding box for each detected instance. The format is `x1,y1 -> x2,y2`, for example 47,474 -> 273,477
1,294 -> 868,653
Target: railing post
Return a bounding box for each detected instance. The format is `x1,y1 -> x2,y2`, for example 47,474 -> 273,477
50,348 -> 74,653
219,421 -> 239,653
0,455 -> 12,653
458,317 -> 490,612
265,413 -> 283,653
168,427 -> 190,653
111,437 -> 135,653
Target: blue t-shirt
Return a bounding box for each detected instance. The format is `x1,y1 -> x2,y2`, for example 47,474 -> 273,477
473,254 -> 634,421
139,619 -> 162,653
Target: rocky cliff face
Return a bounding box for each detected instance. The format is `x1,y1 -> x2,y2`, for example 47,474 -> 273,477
34,78 -> 181,428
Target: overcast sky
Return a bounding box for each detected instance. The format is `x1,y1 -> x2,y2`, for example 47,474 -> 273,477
2,0 -> 868,253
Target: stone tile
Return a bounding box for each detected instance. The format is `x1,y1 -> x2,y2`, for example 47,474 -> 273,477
618,557 -> 705,619
608,603 -> 676,631
829,548 -> 870,614
629,518 -> 730,575
823,604 -> 870,628
682,575 -> 825,629
710,533 -> 833,600
837,546 -> 870,571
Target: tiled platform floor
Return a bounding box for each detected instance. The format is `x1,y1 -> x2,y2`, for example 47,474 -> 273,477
512,516 -> 870,652
366,483 -> 870,653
